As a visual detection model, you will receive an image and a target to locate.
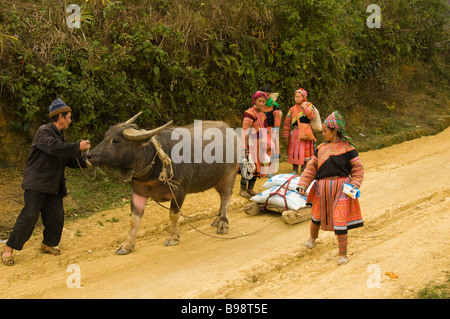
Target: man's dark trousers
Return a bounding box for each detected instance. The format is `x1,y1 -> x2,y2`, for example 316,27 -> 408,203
7,189 -> 64,250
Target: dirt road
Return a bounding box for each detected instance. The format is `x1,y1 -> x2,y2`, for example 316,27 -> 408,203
1,128 -> 449,299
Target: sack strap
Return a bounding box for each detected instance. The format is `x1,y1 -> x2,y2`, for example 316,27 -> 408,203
262,174 -> 298,211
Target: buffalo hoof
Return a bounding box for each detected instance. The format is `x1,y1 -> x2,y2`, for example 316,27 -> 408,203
115,247 -> 131,255
211,217 -> 229,234
115,243 -> 133,255
216,222 -> 229,234
164,236 -> 179,246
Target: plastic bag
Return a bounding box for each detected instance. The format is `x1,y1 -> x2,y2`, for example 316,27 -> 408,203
343,183 -> 360,199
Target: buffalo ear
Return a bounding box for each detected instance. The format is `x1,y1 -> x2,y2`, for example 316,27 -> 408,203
122,120 -> 173,141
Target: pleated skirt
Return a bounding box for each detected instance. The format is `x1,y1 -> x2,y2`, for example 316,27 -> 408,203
306,176 -> 363,234
287,128 -> 314,165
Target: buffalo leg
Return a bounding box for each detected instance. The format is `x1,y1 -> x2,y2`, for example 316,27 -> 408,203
211,169 -> 236,234
116,191 -> 147,255
164,192 -> 185,246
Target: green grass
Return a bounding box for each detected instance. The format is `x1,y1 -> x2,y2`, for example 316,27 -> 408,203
64,168 -> 131,221
417,272 -> 450,299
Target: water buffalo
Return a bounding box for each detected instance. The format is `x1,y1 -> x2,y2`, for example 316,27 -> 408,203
86,113 -> 240,255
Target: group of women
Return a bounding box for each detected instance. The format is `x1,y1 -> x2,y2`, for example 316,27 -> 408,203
240,87 -> 364,266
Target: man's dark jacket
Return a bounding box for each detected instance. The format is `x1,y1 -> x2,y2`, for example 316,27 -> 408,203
22,122 -> 85,196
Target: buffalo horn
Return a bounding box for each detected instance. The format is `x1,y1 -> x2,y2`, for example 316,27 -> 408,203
123,120 -> 173,141
124,111 -> 143,125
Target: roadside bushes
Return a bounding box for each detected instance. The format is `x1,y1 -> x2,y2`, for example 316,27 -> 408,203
0,0 -> 448,143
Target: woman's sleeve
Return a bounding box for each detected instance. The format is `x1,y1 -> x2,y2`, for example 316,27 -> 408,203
349,151 -> 364,188
273,109 -> 282,128
303,103 -> 316,120
298,154 -> 318,189
282,109 -> 291,138
242,112 -> 254,150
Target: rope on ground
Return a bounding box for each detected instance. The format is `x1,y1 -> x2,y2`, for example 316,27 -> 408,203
163,177 -> 282,240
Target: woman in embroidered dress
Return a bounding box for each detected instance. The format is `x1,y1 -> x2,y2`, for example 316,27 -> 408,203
282,88 -> 316,174
261,85 -> 282,177
297,111 -> 364,266
239,91 -> 270,198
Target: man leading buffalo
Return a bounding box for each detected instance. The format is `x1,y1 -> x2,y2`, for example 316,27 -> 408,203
2,98 -> 91,266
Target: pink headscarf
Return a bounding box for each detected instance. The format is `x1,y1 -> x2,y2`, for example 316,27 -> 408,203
252,91 -> 268,105
295,88 -> 308,102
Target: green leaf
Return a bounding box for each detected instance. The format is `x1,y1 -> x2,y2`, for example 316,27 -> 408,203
153,66 -> 160,81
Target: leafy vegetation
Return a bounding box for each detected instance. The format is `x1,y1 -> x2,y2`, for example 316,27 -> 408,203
0,0 -> 448,146
417,272 -> 450,299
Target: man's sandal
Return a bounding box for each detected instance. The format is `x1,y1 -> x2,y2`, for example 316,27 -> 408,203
39,244 -> 61,255
1,249 -> 14,266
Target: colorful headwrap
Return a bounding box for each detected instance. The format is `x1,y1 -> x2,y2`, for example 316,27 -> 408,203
295,88 -> 308,101
323,111 -> 355,146
252,91 -> 268,105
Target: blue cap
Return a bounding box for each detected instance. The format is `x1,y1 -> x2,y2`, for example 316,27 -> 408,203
49,98 -> 72,118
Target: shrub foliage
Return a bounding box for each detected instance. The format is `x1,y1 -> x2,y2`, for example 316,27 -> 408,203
0,0 -> 448,143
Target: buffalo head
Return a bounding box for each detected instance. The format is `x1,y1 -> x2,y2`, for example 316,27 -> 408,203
86,112 -> 172,176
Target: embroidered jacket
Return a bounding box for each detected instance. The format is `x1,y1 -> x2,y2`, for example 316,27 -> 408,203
298,140 -> 364,189
242,106 -> 268,150
282,103 -> 315,138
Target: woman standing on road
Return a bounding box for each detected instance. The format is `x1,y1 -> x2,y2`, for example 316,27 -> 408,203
282,88 -> 316,174
239,91 -> 270,198
297,111 -> 364,266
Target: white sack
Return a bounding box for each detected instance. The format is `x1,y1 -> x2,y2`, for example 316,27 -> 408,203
263,174 -> 315,194
251,186 -> 307,211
